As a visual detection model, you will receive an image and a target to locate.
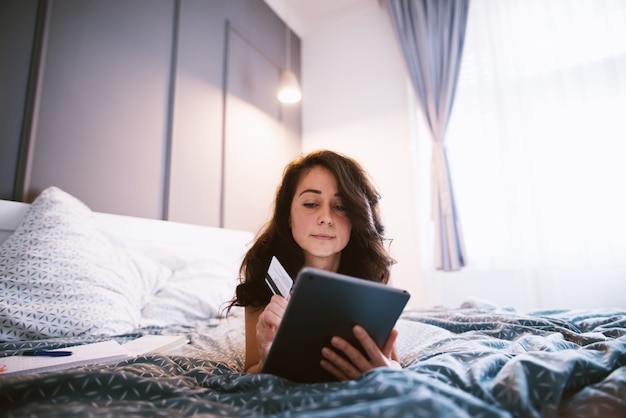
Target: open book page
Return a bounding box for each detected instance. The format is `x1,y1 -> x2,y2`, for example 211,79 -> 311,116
0,335 -> 188,377
0,340 -> 130,376
122,335 -> 187,356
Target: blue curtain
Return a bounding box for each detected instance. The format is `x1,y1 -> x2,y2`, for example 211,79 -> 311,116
384,0 -> 469,271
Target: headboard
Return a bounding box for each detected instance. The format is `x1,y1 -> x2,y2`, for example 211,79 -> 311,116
0,198 -> 254,279
0,200 -> 29,244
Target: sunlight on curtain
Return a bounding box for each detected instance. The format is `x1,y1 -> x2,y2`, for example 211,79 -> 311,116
444,0 -> 626,272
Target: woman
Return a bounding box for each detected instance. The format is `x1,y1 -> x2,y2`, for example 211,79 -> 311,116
227,150 -> 399,380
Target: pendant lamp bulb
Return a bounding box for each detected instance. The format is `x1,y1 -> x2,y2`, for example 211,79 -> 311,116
278,19 -> 301,104
278,70 -> 302,103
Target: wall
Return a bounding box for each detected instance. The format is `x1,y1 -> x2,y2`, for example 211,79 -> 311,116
169,0 -> 301,231
293,1 -> 626,311
27,0 -> 174,219
298,1 -> 426,308
0,0 -> 39,201
0,0 -> 301,234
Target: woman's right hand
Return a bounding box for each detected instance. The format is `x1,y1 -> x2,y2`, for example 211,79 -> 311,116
256,295 -> 288,365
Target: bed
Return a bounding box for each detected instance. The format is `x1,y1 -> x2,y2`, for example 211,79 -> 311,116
1,187 -> 625,417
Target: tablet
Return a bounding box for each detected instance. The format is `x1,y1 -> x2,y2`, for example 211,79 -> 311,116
261,267 -> 410,383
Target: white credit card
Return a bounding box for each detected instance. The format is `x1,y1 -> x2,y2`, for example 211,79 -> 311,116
265,256 -> 293,297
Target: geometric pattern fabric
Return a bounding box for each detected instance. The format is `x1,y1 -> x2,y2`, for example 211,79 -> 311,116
0,187 -> 169,341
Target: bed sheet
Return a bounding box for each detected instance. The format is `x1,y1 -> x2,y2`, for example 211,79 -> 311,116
1,304 -> 625,418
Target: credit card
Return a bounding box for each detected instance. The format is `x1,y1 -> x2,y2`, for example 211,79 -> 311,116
265,256 -> 293,297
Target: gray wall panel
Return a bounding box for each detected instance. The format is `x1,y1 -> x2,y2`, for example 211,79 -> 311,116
167,0 -> 227,227
1,0 -> 301,229
27,0 -> 174,218
168,0 -> 301,230
223,25 -> 300,232
0,0 -> 39,200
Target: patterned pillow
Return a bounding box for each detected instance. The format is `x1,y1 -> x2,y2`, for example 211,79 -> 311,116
0,187 -> 171,341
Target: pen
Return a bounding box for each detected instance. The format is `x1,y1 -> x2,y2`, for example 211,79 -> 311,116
21,350 -> 73,357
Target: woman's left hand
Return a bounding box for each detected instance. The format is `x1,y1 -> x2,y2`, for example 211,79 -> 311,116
320,325 -> 401,381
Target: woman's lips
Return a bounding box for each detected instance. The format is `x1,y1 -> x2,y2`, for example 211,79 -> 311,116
312,234 -> 333,240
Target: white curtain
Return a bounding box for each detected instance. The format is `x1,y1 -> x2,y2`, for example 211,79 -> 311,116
415,0 -> 626,306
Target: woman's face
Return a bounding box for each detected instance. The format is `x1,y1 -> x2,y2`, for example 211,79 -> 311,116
290,165 -> 352,272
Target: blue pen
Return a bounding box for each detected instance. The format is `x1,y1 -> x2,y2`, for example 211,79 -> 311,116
21,350 -> 73,357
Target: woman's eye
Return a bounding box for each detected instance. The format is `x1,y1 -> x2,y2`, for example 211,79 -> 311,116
303,202 -> 318,209
334,204 -> 346,212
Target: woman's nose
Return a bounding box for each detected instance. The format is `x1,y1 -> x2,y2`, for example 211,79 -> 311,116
318,207 -> 333,225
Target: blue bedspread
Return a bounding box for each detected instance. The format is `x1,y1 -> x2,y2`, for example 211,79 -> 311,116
401,305 -> 626,417
1,304 -> 625,417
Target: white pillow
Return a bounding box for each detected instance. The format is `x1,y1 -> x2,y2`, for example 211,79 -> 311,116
0,187 -> 171,341
140,259 -> 238,327
133,242 -> 245,326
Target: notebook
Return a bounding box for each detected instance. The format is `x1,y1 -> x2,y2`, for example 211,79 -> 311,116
261,267 -> 410,383
0,335 -> 187,376
122,334 -> 188,356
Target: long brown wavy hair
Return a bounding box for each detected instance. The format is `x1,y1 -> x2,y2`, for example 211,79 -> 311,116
225,149 -> 395,311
